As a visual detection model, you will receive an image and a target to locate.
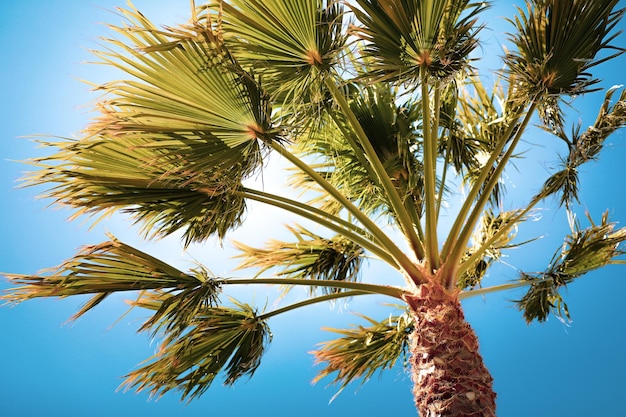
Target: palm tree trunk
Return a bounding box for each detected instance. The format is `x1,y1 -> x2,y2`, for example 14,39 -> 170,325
405,281 -> 496,417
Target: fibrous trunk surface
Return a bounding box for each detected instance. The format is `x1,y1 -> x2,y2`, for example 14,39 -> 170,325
405,281 -> 496,417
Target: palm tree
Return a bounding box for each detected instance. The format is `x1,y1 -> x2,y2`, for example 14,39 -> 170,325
3,0 -> 626,415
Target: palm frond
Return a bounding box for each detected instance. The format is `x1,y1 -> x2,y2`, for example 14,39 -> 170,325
128,266 -> 223,338
233,224 -> 364,295
458,208 -> 526,289
1,235 -> 209,320
505,0 -> 625,101
351,0 -> 487,83
23,3 -> 295,244
122,300 -> 270,401
97,4 -> 278,161
538,87 -> 626,207
516,211 -> 626,323
537,156 -> 580,209
25,138 -> 247,246
294,83 -> 425,218
312,311 -> 413,390
454,74 -> 520,205
218,0 -> 347,104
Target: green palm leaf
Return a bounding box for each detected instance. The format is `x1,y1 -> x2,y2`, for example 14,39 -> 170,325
1,235 -> 208,319
538,87 -> 626,207
506,0 -> 625,127
453,74 -> 527,207
312,311 -> 413,390
25,138 -> 247,245
128,266 -> 223,338
234,224 -> 364,295
97,5 -> 277,156
122,300 -> 271,401
517,211 -> 626,323
294,83 -> 425,218
351,0 -> 486,83
218,0 -> 346,104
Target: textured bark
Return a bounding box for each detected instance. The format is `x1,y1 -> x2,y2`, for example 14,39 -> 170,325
405,281 -> 496,417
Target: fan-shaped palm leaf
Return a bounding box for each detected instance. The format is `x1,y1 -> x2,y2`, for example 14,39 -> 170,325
293,83 -> 425,219
517,211 -> 626,323
217,0 -> 347,105
506,0 -> 625,128
351,0 -> 486,83
122,300 -> 270,400
25,138 -> 247,245
97,4 -> 278,162
1,235 -> 211,319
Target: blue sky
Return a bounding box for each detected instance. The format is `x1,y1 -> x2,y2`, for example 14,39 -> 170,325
1,1 -> 625,416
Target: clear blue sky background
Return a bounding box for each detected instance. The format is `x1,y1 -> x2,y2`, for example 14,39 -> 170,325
1,1 -> 625,416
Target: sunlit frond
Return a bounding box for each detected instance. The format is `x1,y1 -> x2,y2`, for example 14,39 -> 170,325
517,211 -> 626,323
454,74 -> 520,205
122,300 -> 271,401
505,0 -> 625,106
128,266 -> 223,338
538,87 -> 626,207
96,4 -> 279,164
217,0 -> 347,105
98,3 -> 278,147
1,235 -> 207,320
312,311 -> 413,390
458,208 -> 526,289
233,224 -> 364,295
294,83 -> 425,217
351,0 -> 487,83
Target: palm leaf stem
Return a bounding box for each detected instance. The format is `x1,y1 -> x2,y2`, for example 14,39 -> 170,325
324,78 -> 425,264
325,109 -> 424,245
241,187 -> 374,239
458,280 -> 530,300
441,98 -> 538,263
421,67 -> 440,271
459,274 -> 557,300
331,108 -> 427,249
222,277 -> 407,300
238,187 -> 397,266
432,79 -> 444,217
256,291 -> 373,321
190,0 -> 197,22
405,188 -> 426,241
445,101 -> 538,288
437,128 -> 453,220
459,252 -> 626,300
267,141 -> 426,283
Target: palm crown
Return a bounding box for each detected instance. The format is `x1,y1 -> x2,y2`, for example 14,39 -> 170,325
3,0 -> 626,415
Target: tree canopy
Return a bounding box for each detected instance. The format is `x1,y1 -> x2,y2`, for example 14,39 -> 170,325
2,0 -> 626,415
